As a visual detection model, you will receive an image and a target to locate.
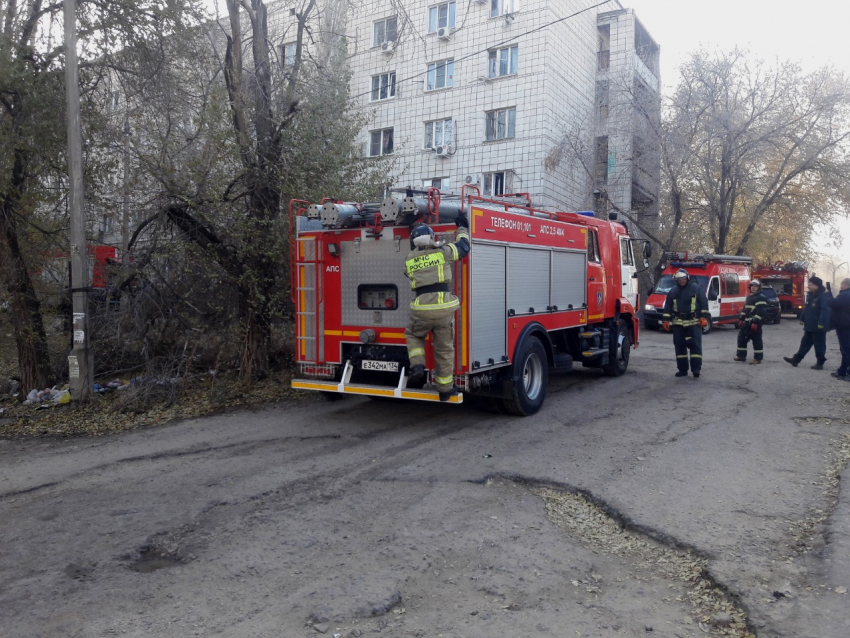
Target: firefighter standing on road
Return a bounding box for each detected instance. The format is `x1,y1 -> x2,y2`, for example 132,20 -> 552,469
734,279 -> 767,364
662,269 -> 711,378
404,213 -> 470,401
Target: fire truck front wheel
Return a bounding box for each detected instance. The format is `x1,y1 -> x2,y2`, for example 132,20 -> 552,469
500,336 -> 549,417
602,319 -> 631,377
701,316 -> 713,335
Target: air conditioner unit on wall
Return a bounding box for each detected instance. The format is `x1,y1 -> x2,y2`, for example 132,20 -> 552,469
435,145 -> 450,157
464,173 -> 481,185
437,26 -> 452,40
381,41 -> 393,54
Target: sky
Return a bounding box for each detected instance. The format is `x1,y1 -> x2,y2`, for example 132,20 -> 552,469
625,0 -> 850,260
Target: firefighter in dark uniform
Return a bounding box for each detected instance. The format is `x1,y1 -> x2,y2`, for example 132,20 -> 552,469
734,279 -> 767,364
662,269 -> 711,377
403,213 -> 470,401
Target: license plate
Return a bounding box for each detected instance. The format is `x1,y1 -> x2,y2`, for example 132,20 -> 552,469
360,360 -> 399,372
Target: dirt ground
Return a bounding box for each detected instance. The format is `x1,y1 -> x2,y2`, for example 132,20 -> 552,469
1,319 -> 849,638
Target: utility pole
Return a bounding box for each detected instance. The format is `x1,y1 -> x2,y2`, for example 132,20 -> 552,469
120,116 -> 131,307
64,0 -> 93,402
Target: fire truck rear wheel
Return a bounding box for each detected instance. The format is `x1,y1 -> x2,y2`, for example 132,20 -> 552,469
602,319 -> 631,377
500,336 -> 548,417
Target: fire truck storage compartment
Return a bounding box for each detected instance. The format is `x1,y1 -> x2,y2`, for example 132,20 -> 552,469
341,234 -> 412,329
471,240 -> 588,370
471,243 -> 507,368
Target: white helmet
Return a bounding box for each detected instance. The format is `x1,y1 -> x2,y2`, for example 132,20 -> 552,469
749,279 -> 761,289
673,268 -> 689,281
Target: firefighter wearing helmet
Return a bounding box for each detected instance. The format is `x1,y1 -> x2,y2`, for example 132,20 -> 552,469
661,268 -> 711,377
403,213 -> 470,401
734,279 -> 768,364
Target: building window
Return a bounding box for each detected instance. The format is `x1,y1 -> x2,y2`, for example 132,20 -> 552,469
424,118 -> 452,149
424,177 -> 449,190
485,107 -> 516,141
596,80 -> 609,119
488,45 -> 518,77
483,171 -> 509,196
490,0 -> 518,18
371,72 -> 396,101
595,136 -> 609,183
282,42 -> 297,68
369,128 -> 394,157
428,2 -> 456,32
373,16 -> 398,47
426,59 -> 454,90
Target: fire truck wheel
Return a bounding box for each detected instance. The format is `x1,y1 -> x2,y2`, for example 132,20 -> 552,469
645,319 -> 660,331
500,336 -> 548,417
701,316 -> 713,335
773,314 -> 781,325
602,320 -> 631,377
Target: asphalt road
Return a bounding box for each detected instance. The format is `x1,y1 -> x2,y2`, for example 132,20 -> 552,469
2,319 -> 849,638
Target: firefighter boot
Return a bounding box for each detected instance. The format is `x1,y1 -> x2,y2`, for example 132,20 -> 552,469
749,359 -> 762,365
408,364 -> 425,387
675,371 -> 688,378
811,362 -> 825,370
439,385 -> 460,402
783,355 -> 801,367
733,357 -> 747,362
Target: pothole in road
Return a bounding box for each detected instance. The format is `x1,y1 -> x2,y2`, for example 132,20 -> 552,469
128,545 -> 187,573
488,478 -> 756,637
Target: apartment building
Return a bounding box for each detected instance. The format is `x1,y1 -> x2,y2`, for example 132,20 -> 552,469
345,0 -> 660,214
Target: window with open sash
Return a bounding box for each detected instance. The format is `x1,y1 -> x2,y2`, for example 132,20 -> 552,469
371,72 -> 396,101
488,45 -> 518,77
424,118 -> 453,149
485,107 -> 516,141
369,128 -> 394,156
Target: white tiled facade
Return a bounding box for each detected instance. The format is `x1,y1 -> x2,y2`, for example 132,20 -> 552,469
342,0 -> 659,214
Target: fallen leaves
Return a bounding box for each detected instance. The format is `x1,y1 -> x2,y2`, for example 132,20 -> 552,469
0,370 -> 304,438
531,486 -> 753,638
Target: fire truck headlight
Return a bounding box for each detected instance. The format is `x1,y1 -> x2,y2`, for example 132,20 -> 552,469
644,304 -> 656,312
359,329 -> 377,344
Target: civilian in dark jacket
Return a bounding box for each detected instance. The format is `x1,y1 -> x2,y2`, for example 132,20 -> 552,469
828,278 -> 850,380
784,276 -> 832,370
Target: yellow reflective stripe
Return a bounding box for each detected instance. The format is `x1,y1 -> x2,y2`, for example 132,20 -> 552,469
691,297 -> 696,312
744,305 -> 755,309
690,354 -> 702,358
673,300 -> 678,312
435,375 -> 454,384
755,301 -> 767,306
412,298 -> 459,310
449,243 -> 459,260
676,355 -> 688,358
408,348 -> 425,357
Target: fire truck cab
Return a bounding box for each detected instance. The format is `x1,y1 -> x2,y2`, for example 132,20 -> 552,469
290,191 -> 650,416
644,253 -> 753,334
752,261 -> 808,318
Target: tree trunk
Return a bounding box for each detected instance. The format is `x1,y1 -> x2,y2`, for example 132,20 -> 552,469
0,151 -> 52,391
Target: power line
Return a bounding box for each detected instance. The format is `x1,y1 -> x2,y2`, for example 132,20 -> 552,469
352,0 -> 614,100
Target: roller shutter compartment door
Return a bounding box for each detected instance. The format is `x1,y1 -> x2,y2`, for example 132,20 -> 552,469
508,247 -> 550,315
551,251 -> 587,311
471,244 -> 506,368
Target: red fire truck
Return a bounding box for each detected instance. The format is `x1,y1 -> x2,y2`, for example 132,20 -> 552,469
752,261 -> 808,318
289,190 -> 650,415
644,252 -> 752,334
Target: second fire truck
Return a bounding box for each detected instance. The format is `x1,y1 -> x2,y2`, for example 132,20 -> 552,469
290,189 -> 650,415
